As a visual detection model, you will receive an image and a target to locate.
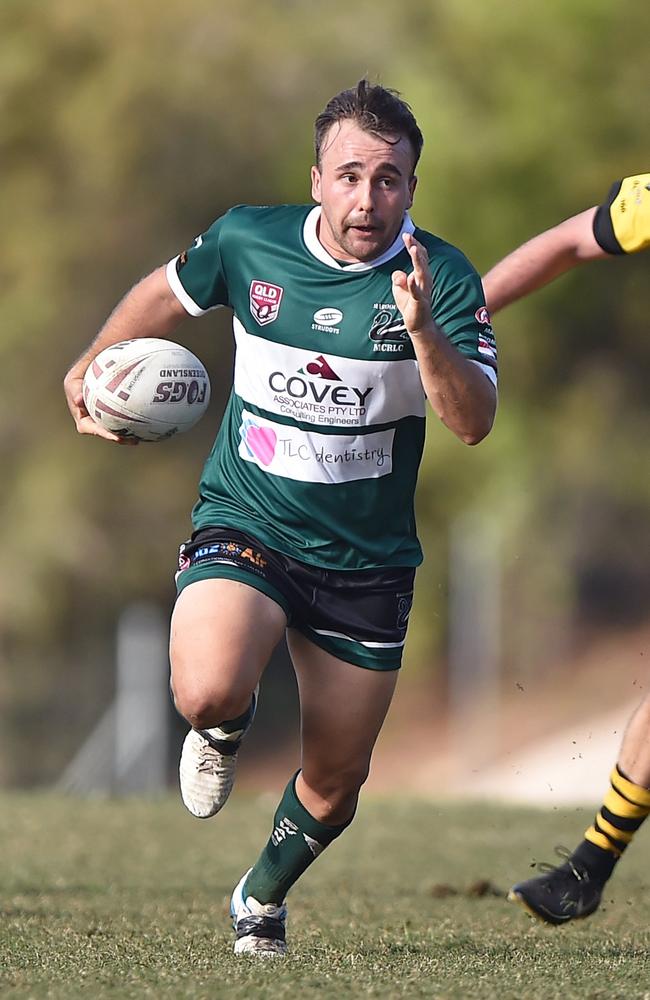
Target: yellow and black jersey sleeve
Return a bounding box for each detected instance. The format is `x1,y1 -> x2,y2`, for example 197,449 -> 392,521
593,173 -> 650,254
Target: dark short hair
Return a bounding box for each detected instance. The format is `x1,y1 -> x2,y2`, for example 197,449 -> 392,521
314,79 -> 424,171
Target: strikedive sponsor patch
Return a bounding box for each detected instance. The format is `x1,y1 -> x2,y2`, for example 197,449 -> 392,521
478,334 -> 497,361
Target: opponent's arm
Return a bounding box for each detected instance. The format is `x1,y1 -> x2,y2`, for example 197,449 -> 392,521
63,265 -> 188,440
482,208 -> 604,314
392,233 -> 496,446
483,173 -> 650,314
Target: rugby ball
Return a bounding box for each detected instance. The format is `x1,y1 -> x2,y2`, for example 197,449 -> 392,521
82,338 -> 210,442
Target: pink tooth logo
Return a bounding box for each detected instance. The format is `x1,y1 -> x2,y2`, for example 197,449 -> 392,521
241,419 -> 277,466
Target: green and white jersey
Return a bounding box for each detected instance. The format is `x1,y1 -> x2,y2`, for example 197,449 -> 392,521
166,204 -> 497,571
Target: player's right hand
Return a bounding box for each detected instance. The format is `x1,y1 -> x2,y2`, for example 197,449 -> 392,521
63,370 -> 138,445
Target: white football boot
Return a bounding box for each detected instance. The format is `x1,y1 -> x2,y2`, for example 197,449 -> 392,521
230,868 -> 288,957
179,686 -> 258,819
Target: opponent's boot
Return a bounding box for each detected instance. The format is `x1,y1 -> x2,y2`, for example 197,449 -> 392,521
230,869 -> 288,957
179,686 -> 258,819
508,847 -> 604,925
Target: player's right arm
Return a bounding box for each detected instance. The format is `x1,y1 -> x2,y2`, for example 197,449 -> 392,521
63,266 -> 188,441
482,173 -> 650,314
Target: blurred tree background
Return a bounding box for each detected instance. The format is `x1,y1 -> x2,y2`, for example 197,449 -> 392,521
1,0 -> 648,785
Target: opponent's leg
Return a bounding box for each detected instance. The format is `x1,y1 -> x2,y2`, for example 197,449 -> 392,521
171,578 -> 287,818
232,631 -> 397,955
617,694 -> 650,787
510,693 -> 650,924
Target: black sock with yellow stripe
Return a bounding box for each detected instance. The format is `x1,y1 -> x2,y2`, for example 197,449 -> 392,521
571,765 -> 650,884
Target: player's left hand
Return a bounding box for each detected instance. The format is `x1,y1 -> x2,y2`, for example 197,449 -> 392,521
391,233 -> 434,338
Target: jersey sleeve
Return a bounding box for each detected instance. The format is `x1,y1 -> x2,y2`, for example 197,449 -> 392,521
431,256 -> 498,377
592,174 -> 650,255
166,213 -> 232,315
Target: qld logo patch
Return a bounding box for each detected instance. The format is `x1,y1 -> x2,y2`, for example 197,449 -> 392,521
250,280 -> 284,326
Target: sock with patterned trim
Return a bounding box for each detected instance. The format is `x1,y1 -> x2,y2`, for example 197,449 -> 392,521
571,765 -> 650,883
243,772 -> 353,904
215,699 -> 255,736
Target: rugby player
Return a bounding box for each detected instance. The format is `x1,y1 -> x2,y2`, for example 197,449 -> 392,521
64,80 -> 497,955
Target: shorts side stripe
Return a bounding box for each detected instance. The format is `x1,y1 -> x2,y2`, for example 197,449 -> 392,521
311,627 -> 406,649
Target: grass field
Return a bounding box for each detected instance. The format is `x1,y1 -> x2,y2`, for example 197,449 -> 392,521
1,793 -> 650,999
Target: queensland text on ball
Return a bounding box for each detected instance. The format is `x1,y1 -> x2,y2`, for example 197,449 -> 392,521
82,338 -> 211,442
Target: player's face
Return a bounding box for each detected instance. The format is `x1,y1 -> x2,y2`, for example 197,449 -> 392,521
311,120 -> 417,263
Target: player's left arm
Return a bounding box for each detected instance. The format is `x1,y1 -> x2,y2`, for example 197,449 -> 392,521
392,233 -> 496,446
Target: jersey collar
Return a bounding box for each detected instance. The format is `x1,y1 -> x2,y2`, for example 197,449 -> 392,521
303,206 -> 415,271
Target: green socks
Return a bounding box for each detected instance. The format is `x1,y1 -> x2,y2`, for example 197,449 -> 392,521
243,773 -> 353,904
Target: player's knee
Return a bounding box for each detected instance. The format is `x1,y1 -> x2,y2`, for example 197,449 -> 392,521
171,679 -> 250,730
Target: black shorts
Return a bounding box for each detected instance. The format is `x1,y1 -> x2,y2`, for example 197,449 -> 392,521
175,527 -> 415,671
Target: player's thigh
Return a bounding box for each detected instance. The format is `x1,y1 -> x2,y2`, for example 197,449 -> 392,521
287,628 -> 398,778
170,578 -> 287,708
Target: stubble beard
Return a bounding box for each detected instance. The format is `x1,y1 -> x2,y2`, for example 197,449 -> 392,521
318,199 -> 401,263
332,218 -> 393,264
